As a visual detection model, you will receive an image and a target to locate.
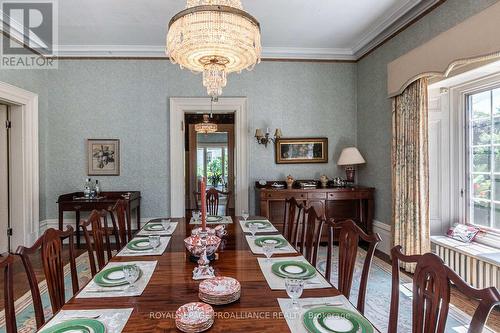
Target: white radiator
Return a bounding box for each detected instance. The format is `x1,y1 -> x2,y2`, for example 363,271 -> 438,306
431,236 -> 500,289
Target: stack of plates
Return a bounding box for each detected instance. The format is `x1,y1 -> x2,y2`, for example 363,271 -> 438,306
198,276 -> 241,305
175,302 -> 214,333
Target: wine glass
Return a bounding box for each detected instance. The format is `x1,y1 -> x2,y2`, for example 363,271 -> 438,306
148,235 -> 161,249
241,210 -> 249,221
123,264 -> 140,291
262,242 -> 275,262
285,278 -> 305,310
192,210 -> 201,223
248,222 -> 259,238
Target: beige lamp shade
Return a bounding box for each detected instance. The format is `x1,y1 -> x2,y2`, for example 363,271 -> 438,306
337,147 -> 366,166
274,128 -> 282,138
255,128 -> 264,138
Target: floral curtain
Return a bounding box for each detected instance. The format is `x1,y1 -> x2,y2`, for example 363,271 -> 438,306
392,78 -> 430,273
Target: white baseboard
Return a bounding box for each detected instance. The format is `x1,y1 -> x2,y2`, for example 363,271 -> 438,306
373,220 -> 392,256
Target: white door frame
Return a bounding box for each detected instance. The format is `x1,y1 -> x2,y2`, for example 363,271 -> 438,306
0,81 -> 39,247
169,97 -> 249,217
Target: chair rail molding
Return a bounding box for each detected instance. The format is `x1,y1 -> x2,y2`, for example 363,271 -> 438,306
0,81 -> 39,246
169,97 -> 249,217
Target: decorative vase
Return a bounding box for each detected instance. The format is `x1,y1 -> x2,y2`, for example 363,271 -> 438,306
286,175 -> 294,189
184,230 -> 221,262
320,175 -> 329,188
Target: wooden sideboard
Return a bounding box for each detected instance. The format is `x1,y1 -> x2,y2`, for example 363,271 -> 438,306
256,185 -> 375,234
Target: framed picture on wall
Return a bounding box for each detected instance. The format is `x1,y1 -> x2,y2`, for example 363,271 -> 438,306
87,139 -> 120,176
275,137 -> 328,164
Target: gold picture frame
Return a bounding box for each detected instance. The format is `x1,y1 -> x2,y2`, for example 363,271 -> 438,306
87,139 -> 120,176
275,138 -> 328,164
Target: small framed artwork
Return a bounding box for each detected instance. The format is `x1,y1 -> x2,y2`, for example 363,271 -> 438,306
275,138 -> 328,164
87,139 -> 120,176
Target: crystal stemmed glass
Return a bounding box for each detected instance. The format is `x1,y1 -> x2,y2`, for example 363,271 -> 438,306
241,210 -> 249,221
193,210 -> 201,223
248,222 -> 259,238
285,278 -> 305,310
123,264 -> 140,291
148,235 -> 161,249
262,242 -> 275,262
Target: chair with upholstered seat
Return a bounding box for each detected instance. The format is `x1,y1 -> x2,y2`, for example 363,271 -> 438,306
1,254 -> 16,333
324,219 -> 381,314
389,245 -> 500,333
15,226 -> 79,329
81,209 -> 117,275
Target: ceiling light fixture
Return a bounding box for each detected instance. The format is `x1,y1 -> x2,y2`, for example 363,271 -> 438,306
195,114 -> 218,134
166,0 -> 261,99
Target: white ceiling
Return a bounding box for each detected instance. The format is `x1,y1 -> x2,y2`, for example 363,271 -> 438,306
54,0 -> 432,60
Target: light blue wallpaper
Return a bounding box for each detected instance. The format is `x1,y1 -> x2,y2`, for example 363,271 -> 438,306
0,60 -> 357,220
356,0 -> 499,225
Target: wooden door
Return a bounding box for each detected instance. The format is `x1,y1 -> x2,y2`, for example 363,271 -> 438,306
187,124 -> 235,210
0,105 -> 9,253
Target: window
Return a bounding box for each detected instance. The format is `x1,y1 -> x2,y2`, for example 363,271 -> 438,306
467,87 -> 500,230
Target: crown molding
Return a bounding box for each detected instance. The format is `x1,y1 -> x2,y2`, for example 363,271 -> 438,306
24,1 -> 444,61
56,45 -> 358,61
353,0 -> 443,59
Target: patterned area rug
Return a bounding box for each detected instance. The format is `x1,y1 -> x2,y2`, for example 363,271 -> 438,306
316,247 -> 495,333
0,253 -> 92,333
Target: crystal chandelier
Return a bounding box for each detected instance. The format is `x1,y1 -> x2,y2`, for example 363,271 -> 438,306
166,0 -> 261,99
195,114 -> 218,134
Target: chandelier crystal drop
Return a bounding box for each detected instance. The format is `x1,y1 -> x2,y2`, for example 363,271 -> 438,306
166,0 -> 261,98
195,114 -> 218,134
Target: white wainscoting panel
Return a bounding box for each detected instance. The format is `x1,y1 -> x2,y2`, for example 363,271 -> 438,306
373,220 -> 391,256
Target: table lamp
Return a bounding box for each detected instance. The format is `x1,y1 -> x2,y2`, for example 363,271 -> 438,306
337,147 -> 366,183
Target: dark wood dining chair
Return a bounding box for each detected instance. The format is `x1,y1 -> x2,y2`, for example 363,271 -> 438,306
389,245 -> 500,333
108,199 -> 130,245
1,254 -> 16,333
324,219 -> 381,314
298,206 -> 324,266
283,197 -> 305,248
81,209 -> 116,275
15,226 -> 79,329
193,188 -> 232,215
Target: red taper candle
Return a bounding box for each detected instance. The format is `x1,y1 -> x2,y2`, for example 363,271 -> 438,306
201,177 -> 207,231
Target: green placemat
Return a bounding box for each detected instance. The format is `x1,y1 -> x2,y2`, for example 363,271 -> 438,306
39,318 -> 105,333
303,306 -> 374,333
271,260 -> 317,279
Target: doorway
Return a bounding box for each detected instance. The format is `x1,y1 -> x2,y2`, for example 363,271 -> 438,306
0,104 -> 9,253
185,113 -> 235,216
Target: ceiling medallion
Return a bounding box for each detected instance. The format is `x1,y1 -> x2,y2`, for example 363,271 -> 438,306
166,0 -> 261,99
195,114 -> 218,134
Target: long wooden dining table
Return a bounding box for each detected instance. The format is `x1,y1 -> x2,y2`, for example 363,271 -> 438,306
58,216 -> 380,332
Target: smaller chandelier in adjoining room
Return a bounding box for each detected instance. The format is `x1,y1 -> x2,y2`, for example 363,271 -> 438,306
166,0 -> 261,99
195,114 -> 218,134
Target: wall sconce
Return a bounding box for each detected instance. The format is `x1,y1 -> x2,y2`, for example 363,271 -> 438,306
255,128 -> 282,148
